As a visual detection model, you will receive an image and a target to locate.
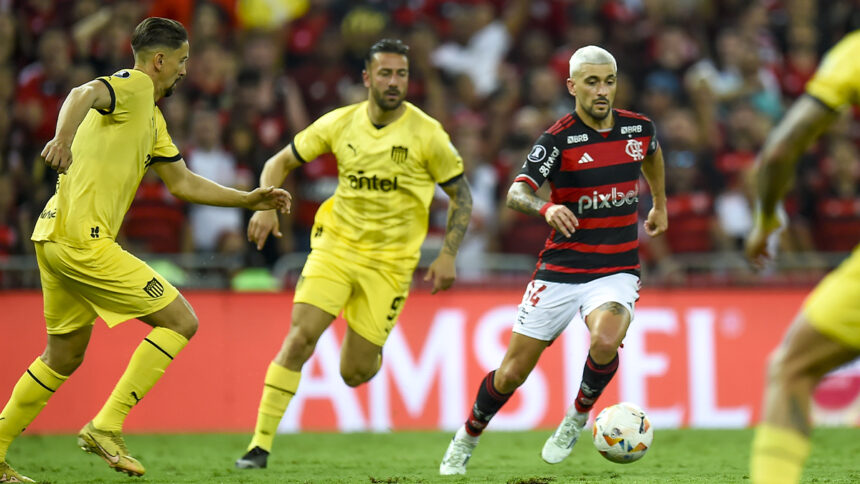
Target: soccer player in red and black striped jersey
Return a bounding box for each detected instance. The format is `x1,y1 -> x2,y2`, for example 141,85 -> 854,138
440,45 -> 667,475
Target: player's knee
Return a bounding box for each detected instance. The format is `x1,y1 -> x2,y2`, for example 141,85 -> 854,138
341,368 -> 373,387
589,335 -> 620,362
173,312 -> 198,340
494,366 -> 528,392
278,329 -> 318,368
771,347 -> 818,387
41,351 -> 84,376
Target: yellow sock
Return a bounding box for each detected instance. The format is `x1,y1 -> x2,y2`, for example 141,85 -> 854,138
249,362 -> 301,452
750,424 -> 811,484
0,358 -> 68,461
92,327 -> 188,432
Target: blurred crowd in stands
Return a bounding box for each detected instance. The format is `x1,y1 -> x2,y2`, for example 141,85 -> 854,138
1,0 -> 859,287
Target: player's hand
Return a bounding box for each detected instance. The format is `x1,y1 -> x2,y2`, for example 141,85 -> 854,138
544,204 -> 579,238
247,209 -> 282,251
745,213 -> 782,270
244,186 -> 292,213
425,252 -> 456,294
41,137 -> 74,174
643,206 -> 668,237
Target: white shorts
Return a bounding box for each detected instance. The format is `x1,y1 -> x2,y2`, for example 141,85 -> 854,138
513,273 -> 641,342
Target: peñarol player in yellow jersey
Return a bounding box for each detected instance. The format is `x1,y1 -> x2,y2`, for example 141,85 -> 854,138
0,18 -> 290,482
746,30 -> 860,484
235,38 -> 473,469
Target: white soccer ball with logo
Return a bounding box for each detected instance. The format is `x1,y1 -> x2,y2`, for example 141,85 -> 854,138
592,402 -> 653,463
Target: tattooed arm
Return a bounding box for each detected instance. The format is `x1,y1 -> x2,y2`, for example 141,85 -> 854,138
506,181 -> 579,237
425,175 -> 473,294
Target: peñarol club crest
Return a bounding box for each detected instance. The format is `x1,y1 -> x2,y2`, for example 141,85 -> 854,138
143,277 -> 165,298
391,146 -> 408,164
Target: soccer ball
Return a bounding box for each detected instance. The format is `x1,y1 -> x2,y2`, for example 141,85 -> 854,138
592,402 -> 653,463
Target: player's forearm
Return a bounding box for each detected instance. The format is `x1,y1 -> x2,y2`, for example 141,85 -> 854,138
440,177 -> 473,256
757,95 -> 836,218
53,85 -> 100,142
259,145 -> 298,188
756,152 -> 797,219
641,152 -> 667,209
506,181 -> 547,217
173,171 -> 250,208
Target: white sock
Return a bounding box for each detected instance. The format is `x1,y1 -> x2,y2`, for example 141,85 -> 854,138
456,425 -> 479,444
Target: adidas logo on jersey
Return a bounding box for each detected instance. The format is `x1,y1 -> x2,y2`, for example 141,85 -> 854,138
578,152 -> 595,164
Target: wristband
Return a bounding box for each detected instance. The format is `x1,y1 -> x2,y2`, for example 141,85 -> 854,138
539,202 -> 554,216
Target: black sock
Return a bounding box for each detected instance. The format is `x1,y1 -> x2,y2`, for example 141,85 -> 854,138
574,353 -> 619,413
464,370 -> 513,436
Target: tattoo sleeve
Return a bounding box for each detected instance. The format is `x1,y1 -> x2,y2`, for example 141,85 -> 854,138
440,176 -> 473,256
506,181 -> 547,216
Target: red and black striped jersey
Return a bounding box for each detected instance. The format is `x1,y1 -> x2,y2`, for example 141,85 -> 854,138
514,109 -> 659,283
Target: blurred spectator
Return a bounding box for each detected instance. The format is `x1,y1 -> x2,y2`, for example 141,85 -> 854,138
0,13 -> 17,65
431,117 -> 499,280
813,137 -> 860,252
15,29 -> 70,144
186,107 -> 252,255
292,26 -> 354,118
1,0 -> 859,288
497,106 -> 551,256
121,171 -> 188,254
185,40 -> 232,107
432,0 -> 530,99
0,175 -> 19,256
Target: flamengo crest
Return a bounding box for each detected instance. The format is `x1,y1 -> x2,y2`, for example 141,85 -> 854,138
625,139 -> 644,161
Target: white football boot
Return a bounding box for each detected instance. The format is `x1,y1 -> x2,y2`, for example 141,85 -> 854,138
541,409 -> 588,464
439,426 -> 479,475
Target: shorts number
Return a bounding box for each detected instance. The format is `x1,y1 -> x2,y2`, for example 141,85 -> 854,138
526,283 -> 547,306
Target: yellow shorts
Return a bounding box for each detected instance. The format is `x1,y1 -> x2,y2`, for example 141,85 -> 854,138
803,246 -> 860,349
35,240 -> 179,334
294,249 -> 412,346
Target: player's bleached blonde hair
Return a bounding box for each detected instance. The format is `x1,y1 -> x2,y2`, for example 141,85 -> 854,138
568,45 -> 617,78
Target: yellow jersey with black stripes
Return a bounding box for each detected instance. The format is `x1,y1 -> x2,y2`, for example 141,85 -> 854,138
805,30 -> 860,109
292,100 -> 464,272
32,69 -> 181,247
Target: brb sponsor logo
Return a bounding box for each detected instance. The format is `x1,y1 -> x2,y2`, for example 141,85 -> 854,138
577,187 -> 638,214
347,170 -> 399,191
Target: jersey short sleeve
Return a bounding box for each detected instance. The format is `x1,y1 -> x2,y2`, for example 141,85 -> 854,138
805,31 -> 860,109
95,69 -> 148,116
647,120 -> 659,155
292,108 -> 339,163
514,133 -> 561,191
151,107 -> 180,164
425,127 -> 464,184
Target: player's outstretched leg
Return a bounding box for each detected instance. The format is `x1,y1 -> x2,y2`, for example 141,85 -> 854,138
77,421 -> 145,477
439,425 -> 478,475
542,406 -> 588,464
0,461 -> 34,482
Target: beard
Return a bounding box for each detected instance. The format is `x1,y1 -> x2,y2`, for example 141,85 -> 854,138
586,99 -> 612,120
372,87 -> 406,111
164,78 -> 181,98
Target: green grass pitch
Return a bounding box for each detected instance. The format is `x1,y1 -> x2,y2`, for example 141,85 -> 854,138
6,428 -> 859,483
